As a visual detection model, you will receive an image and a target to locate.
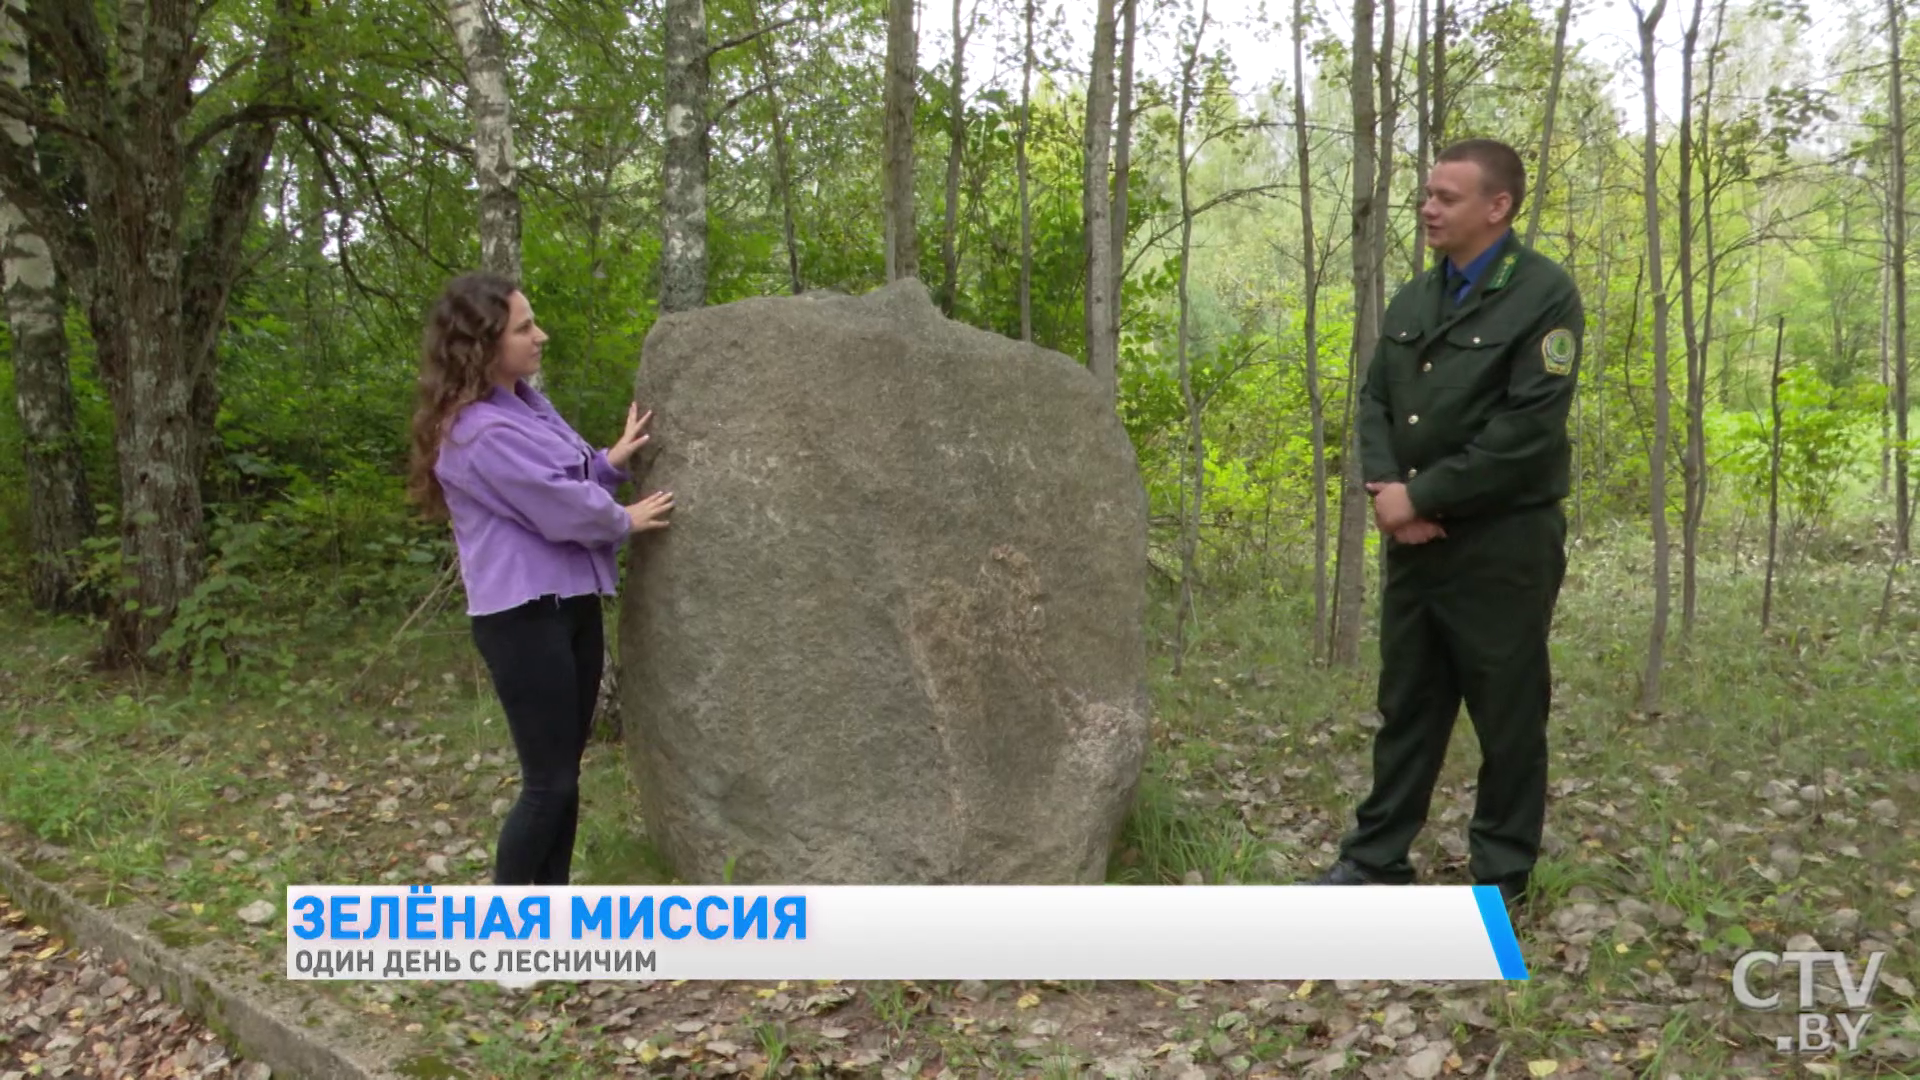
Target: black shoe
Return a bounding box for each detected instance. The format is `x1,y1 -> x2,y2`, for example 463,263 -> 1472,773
1480,873 -> 1530,909
1312,858 -> 1414,886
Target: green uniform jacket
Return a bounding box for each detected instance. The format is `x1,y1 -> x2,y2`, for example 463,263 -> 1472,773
1358,232 -> 1584,522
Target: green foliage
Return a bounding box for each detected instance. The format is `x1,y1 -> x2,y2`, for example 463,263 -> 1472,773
150,516 -> 289,682
1711,367 -> 1882,534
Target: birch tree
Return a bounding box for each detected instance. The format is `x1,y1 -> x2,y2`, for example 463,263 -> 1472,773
0,0 -> 91,613
662,0 -> 709,312
447,0 -> 521,283
0,0 -> 292,664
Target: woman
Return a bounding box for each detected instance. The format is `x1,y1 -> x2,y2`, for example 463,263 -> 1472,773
407,272 -> 673,888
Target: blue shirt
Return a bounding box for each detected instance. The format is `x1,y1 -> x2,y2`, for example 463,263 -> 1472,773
1446,231 -> 1513,303
434,381 -> 633,615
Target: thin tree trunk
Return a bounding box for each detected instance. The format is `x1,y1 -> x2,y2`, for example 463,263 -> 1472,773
1677,0 -> 1703,636
938,0 -> 965,315
1294,0 -> 1328,661
0,0 -> 92,613
1373,0 -> 1396,327
1016,0 -> 1033,339
1741,205 -> 1760,407
1431,0 -> 1446,149
1411,0 -> 1428,277
1586,221 -> 1614,532
1523,0 -> 1571,247
750,4 -> 802,294
186,2 -> 288,481
883,0 -> 919,281
1883,203 -> 1894,497
662,0 -> 710,312
1083,0 -> 1119,403
1762,316 -> 1784,630
1634,0 -> 1671,713
1692,0 -> 1729,623
1108,0 -> 1136,354
1331,0 -> 1379,667
447,0 -> 522,283
1171,3 -> 1209,675
1890,0 -> 1910,557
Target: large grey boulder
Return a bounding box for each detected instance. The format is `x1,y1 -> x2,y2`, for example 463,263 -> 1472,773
618,279 -> 1150,884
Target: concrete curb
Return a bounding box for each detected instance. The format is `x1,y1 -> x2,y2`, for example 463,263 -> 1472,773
0,843 -> 419,1080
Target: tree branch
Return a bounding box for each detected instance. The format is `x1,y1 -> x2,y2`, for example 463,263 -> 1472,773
1122,183 -> 1288,281
718,79 -> 776,117
184,102 -> 310,160
707,16 -> 800,58
0,135 -> 89,281
0,83 -> 120,160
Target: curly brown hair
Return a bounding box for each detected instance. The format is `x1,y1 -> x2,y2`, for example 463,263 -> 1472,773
406,272 -> 518,519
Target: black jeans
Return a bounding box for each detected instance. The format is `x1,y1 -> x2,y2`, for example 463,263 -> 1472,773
470,593 -> 603,885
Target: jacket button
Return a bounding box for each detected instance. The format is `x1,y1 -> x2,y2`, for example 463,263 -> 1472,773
1472,336 -> 1482,344
1408,415 -> 1420,425
1421,362 -> 1432,372
1407,467 -> 1418,478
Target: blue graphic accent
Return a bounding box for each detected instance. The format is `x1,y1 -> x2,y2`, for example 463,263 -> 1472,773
1473,885 -> 1529,979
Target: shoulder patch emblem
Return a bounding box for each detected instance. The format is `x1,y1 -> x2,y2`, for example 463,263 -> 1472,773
1542,328 -> 1576,375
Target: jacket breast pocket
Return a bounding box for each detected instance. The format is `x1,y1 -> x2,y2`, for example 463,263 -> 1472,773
1380,320 -> 1425,383
1431,327 -> 1511,389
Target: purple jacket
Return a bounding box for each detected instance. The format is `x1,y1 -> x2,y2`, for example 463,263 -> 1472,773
434,381 -> 631,616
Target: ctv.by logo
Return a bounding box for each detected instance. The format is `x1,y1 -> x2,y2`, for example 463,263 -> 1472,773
1732,949 -> 1887,1053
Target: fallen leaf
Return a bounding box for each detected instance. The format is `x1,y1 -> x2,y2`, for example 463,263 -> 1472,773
1016,992 -> 1040,1009
1528,1061 -> 1559,1077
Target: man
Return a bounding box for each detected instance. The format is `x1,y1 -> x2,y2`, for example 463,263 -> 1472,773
1314,138 -> 1583,910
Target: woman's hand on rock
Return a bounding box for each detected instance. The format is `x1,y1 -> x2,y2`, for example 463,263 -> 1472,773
627,490 -> 675,533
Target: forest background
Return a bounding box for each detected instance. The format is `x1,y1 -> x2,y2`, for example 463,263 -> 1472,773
0,0 -> 1918,1073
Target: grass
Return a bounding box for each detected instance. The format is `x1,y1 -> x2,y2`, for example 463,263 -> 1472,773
1,513 -> 1919,1075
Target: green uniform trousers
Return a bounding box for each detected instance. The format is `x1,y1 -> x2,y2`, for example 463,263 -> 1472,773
1338,503 -> 1567,886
